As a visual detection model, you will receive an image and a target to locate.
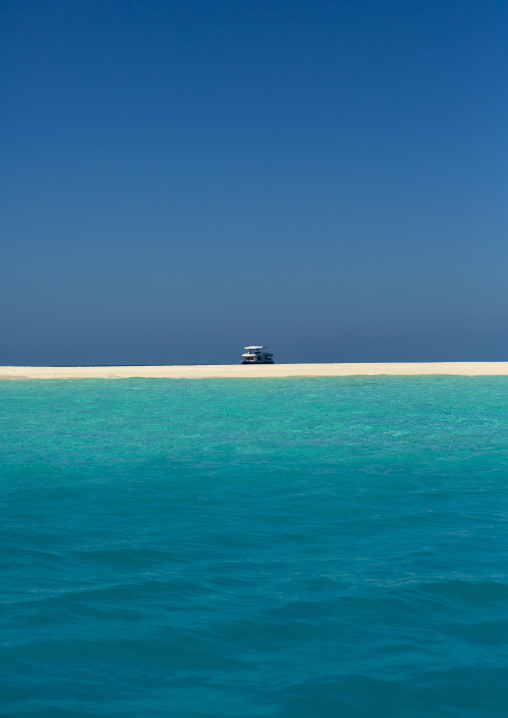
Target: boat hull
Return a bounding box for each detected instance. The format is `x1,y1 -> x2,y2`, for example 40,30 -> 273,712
241,360 -> 274,364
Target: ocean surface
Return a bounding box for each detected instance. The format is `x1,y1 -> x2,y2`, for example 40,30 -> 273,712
2,376 -> 508,718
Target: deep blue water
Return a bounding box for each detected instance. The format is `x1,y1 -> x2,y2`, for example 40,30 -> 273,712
2,376 -> 508,717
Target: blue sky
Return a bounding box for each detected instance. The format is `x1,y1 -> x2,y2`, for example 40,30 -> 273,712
2,0 -> 507,364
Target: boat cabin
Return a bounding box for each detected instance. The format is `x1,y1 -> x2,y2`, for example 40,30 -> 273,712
241,346 -> 274,364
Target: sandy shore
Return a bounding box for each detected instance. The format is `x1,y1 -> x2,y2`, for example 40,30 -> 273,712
2,362 -> 508,379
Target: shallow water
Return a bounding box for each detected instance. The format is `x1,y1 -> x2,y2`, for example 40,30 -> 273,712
2,376 -> 508,717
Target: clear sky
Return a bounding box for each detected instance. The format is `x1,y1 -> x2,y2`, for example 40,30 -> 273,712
2,0 -> 507,365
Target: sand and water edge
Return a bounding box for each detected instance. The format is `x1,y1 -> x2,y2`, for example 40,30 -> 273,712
2,362 -> 508,379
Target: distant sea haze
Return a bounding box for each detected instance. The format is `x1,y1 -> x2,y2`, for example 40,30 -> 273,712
2,376 -> 508,716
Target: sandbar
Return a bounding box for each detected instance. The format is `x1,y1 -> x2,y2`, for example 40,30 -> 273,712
2,362 -> 508,379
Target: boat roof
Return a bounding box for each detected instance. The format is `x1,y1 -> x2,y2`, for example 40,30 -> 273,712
244,346 -> 268,350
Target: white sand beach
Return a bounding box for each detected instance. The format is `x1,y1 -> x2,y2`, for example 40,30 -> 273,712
2,362 -> 508,379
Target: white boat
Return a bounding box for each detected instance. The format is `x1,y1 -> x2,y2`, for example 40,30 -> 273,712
241,346 -> 274,364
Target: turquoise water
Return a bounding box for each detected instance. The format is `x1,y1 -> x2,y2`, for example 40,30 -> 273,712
2,376 -> 508,717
